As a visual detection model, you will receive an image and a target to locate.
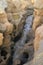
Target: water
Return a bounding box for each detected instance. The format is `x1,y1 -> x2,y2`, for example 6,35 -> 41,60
13,15 -> 33,61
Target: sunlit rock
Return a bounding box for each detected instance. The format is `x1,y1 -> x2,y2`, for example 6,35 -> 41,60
33,0 -> 43,9
32,0 -> 43,31
34,25 -> 43,51
5,22 -> 13,34
34,9 -> 43,16
0,10 -> 8,23
0,0 -> 7,10
6,0 -> 17,13
32,16 -> 41,31
0,33 -> 4,46
33,24 -> 43,65
6,0 -> 33,14
32,9 -> 43,31
33,53 -> 43,65
12,0 -> 33,10
0,23 -> 6,32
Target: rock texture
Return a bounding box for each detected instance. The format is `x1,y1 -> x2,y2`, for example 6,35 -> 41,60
33,0 -> 43,9
32,25 -> 43,65
0,33 -> 4,46
34,25 -> 43,51
0,0 -> 43,65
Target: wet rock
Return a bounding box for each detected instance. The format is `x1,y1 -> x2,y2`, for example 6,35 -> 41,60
13,14 -> 34,65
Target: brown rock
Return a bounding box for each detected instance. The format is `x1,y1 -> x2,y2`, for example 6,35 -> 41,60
33,0 -> 43,9
0,23 -> 6,32
32,15 -> 41,31
5,22 -> 13,34
0,33 -> 4,46
34,24 -> 43,51
3,34 -> 11,47
32,9 -> 43,31
32,25 -> 43,65
0,10 -> 8,23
